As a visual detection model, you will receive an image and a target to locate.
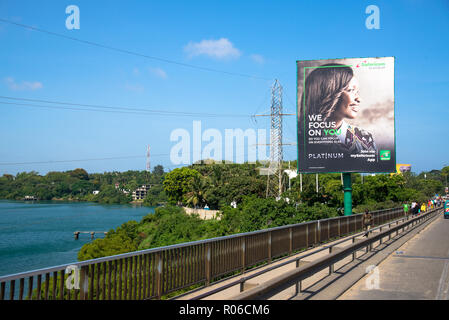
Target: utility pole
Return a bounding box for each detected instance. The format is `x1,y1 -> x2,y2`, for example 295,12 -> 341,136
146,145 -> 151,172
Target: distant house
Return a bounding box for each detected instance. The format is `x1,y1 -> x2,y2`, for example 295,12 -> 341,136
132,185 -> 151,201
92,190 -> 100,195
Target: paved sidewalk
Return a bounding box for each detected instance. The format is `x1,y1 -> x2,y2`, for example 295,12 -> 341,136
338,214 -> 449,300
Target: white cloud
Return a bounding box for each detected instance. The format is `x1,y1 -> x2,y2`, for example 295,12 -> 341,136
184,38 -> 241,60
149,67 -> 167,79
250,54 -> 265,64
4,77 -> 43,91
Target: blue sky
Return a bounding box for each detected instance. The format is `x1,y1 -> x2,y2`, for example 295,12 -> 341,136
0,0 -> 448,175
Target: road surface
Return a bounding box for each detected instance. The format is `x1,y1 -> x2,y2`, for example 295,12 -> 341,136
339,213 -> 449,300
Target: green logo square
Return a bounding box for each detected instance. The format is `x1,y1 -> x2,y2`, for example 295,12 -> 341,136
380,150 -> 391,160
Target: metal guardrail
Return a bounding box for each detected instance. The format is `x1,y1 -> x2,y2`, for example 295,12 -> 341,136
0,206 -> 406,300
232,207 -> 442,300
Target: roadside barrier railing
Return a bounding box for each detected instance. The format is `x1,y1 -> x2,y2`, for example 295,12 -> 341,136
0,205 -> 412,300
232,207 -> 442,300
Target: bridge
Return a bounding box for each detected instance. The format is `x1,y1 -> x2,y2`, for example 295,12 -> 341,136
0,206 -> 446,300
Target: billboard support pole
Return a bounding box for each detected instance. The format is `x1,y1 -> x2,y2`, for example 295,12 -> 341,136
343,173 -> 352,216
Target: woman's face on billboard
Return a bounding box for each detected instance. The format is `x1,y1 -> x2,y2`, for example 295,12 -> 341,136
335,77 -> 361,120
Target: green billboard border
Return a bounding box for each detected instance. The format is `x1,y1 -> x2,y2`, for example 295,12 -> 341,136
295,57 -> 396,175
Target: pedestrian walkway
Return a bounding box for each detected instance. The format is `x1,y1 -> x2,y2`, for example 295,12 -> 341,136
339,214 -> 449,300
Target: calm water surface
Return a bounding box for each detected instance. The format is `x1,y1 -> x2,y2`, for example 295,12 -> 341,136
0,200 -> 154,277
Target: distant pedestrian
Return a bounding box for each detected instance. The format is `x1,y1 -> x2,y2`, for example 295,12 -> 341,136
403,202 -> 409,216
421,202 -> 426,213
411,201 -> 417,215
363,209 -> 373,237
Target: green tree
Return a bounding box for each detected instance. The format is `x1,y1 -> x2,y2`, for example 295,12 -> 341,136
143,185 -> 167,206
185,175 -> 209,208
153,165 -> 164,176
69,168 -> 89,180
163,167 -> 200,205
78,221 -> 140,261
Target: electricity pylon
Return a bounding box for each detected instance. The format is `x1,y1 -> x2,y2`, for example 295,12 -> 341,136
255,79 -> 294,199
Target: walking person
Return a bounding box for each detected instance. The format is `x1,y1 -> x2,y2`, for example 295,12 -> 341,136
421,202 -> 426,213
363,209 -> 373,237
411,201 -> 417,215
403,202 -> 409,217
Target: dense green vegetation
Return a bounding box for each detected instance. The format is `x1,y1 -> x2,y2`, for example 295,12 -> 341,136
77,199 -> 339,261
76,163 -> 448,261
1,163 -> 447,262
0,166 -> 165,205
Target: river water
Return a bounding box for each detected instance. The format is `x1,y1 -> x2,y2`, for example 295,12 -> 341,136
0,200 -> 154,277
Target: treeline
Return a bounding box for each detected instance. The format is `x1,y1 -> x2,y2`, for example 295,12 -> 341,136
1,163 -> 446,210
163,162 -> 448,211
0,166 -> 165,205
77,163 -> 448,261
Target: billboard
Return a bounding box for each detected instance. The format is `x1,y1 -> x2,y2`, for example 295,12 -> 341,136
297,57 -> 395,173
396,164 -> 411,174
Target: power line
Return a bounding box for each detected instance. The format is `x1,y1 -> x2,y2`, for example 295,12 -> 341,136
0,96 -> 250,118
0,155 -> 146,166
0,145 -> 271,167
0,18 -> 272,81
0,153 -> 186,166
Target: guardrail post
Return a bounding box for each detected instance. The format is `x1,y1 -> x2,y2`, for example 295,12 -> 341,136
289,227 -> 293,254
352,238 -> 356,261
306,224 -> 309,248
346,216 -> 349,235
329,247 -> 334,274
205,243 -> 211,286
379,227 -> 383,245
317,221 -> 320,243
241,237 -> 246,274
79,265 -> 88,300
295,259 -> 302,295
338,219 -> 341,237
156,252 -> 162,299
268,231 -> 272,263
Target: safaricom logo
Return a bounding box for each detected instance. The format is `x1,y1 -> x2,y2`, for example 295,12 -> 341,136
356,60 -> 386,68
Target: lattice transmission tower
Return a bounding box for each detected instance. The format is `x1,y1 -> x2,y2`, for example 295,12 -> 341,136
268,80 -> 283,198
255,79 -> 294,199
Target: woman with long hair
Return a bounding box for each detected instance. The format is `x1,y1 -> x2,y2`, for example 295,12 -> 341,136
300,63 -> 377,153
